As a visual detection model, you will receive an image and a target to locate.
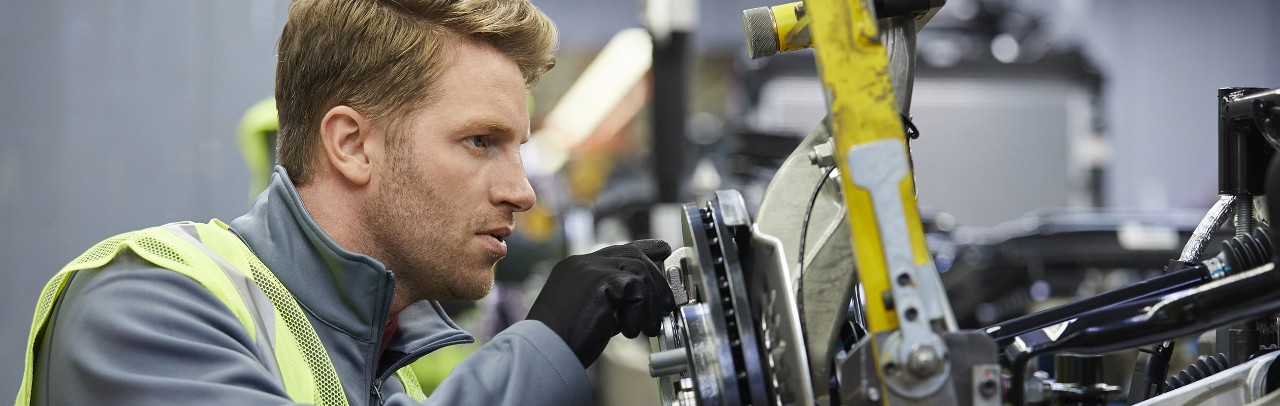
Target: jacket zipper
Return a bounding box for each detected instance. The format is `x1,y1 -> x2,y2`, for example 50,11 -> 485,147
368,275 -> 476,402
369,274 -> 394,405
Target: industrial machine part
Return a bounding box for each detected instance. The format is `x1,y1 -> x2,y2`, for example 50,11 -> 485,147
985,226 -> 1275,348
649,0 -> 1280,404
1134,351 -> 1280,406
650,190 -> 811,405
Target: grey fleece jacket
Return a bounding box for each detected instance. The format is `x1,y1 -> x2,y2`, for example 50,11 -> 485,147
31,167 -> 592,405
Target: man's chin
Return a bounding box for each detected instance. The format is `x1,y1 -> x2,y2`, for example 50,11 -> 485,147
447,274 -> 495,300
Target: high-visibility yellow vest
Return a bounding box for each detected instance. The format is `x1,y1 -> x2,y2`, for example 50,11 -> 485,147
16,220 -> 426,405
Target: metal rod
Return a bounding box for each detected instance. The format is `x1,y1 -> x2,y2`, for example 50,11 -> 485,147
1235,198 -> 1255,237
1180,195 -> 1236,262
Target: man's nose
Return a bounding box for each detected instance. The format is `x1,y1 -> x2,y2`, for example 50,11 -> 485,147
494,166 -> 536,213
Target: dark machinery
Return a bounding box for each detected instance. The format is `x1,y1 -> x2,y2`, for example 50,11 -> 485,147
645,0 -> 1280,405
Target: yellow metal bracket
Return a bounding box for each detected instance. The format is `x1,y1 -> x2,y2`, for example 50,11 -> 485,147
804,0 -> 931,339
802,0 -> 945,401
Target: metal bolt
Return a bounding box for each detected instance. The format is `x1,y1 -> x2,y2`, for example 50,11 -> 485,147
866,387 -> 881,403
907,346 -> 944,378
808,140 -> 835,167
1235,198 -> 1255,236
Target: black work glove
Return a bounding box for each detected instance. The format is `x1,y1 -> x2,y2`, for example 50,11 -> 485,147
526,239 -> 677,368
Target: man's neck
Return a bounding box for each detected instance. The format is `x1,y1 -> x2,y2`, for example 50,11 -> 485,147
297,178 -> 412,317
297,180 -> 373,257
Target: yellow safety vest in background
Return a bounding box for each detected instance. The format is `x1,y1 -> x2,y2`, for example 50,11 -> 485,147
16,220 -> 426,405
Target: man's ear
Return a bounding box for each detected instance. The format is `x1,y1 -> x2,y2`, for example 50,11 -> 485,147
318,105 -> 377,186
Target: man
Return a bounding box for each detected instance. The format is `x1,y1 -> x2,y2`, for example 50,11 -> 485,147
18,0 -> 675,404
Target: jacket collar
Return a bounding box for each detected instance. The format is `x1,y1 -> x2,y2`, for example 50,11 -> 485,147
228,167 -> 472,376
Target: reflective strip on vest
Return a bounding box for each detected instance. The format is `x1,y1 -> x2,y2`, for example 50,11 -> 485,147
18,220 -> 428,405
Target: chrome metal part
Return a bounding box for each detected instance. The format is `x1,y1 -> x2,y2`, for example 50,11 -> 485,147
665,247 -> 693,305
808,139 -> 836,168
837,336 -> 882,406
1204,256 -> 1229,280
756,119 -> 858,398
651,348 -> 691,377
1024,371 -> 1051,404
1246,385 -> 1280,406
653,310 -> 689,405
877,331 -> 950,398
752,227 -> 816,405
1135,350 -> 1280,406
658,192 -> 771,405
880,16 -> 917,116
797,205 -> 855,399
756,119 -> 836,271
742,6 -> 779,60
1181,195 -> 1237,262
838,331 -> 997,405
1235,198 -> 1255,237
906,346 -> 943,379
714,190 -> 750,227
683,303 -> 726,405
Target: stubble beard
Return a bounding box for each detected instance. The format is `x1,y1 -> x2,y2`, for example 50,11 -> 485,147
363,145 -> 496,302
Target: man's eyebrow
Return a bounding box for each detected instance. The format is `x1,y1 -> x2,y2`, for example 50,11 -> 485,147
456,119 -> 515,137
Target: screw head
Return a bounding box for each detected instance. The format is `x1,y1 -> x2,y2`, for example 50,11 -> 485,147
866,387 -> 881,402
907,346 -> 944,378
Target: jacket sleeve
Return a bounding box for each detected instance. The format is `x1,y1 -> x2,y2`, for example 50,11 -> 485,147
32,252 -> 302,406
388,320 -> 593,405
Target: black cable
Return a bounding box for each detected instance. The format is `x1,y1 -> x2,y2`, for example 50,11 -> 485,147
797,165 -> 838,351
798,114 -> 914,351
902,113 -> 920,193
901,113 -> 920,140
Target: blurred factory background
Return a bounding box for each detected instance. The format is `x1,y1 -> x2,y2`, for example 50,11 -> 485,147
1,0 -> 1279,402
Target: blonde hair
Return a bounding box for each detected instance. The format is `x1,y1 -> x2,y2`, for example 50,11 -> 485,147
275,0 -> 557,184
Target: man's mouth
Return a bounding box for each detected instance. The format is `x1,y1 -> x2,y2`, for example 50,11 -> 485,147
479,226 -> 514,244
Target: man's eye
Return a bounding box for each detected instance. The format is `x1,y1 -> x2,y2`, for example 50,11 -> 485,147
467,136 -> 490,149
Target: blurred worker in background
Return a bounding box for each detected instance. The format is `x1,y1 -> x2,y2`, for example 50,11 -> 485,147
18,0 -> 675,404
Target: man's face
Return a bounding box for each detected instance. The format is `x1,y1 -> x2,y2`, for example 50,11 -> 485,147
363,40 -> 535,301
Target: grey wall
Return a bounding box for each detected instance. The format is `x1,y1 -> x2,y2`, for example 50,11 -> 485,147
0,0 -> 290,398
911,77 -> 1081,226
1077,0 -> 1280,209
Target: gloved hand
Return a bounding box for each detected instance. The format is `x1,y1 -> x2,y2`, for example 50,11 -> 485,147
526,239 -> 676,367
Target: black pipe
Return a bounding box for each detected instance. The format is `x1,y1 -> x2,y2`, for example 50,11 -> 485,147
651,31 -> 690,205
1007,262 -> 1280,404
987,227 -> 1272,348
1219,87 -> 1275,196
987,265 -> 1204,347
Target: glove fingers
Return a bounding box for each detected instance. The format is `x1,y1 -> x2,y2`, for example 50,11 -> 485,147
617,302 -> 646,338
607,270 -> 648,338
642,258 -> 675,337
613,255 -> 674,305
620,241 -> 678,337
608,258 -> 667,338
628,239 -> 673,264
643,317 -> 662,337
